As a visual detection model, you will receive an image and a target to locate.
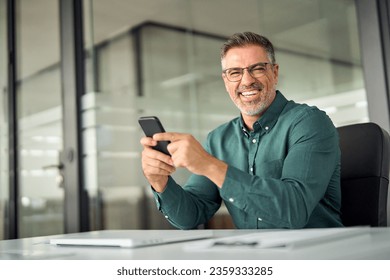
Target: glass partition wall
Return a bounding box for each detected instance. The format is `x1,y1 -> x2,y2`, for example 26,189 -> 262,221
82,0 -> 366,230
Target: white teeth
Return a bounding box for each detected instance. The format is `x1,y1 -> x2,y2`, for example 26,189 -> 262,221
241,91 -> 257,96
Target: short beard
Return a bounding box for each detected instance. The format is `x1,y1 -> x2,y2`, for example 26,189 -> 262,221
233,82 -> 268,116
236,101 -> 268,116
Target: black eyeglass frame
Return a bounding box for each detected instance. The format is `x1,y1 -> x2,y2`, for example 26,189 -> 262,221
222,62 -> 274,82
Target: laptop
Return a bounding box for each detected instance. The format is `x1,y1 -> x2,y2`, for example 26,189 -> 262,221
49,230 -> 214,248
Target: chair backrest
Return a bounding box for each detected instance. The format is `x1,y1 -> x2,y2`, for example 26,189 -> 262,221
338,122 -> 390,227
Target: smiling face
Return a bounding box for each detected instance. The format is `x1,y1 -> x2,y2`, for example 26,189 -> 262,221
222,45 -> 279,129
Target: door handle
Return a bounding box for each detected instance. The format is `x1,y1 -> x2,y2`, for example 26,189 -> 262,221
42,163 -> 64,170
42,163 -> 65,188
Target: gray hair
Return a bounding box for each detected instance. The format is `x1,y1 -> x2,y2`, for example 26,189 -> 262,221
220,32 -> 276,64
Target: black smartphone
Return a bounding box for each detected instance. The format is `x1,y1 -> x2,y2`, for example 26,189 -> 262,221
138,116 -> 170,155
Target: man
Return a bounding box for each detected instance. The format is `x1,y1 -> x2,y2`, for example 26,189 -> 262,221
140,32 -> 343,229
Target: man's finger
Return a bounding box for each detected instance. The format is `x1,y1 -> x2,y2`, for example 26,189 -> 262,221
143,158 -> 176,174
153,132 -> 184,142
142,146 -> 174,166
140,136 -> 157,147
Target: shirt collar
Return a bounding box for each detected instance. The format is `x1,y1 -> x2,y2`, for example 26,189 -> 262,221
240,90 -> 288,134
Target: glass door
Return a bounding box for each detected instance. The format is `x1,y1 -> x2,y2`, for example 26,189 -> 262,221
16,0 -> 64,237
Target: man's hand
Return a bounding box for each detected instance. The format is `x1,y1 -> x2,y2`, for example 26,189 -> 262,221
153,132 -> 228,187
140,136 -> 176,192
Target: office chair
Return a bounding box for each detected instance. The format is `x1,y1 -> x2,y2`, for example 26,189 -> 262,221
338,122 -> 390,227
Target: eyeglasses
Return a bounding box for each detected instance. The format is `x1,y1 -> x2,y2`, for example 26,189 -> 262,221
222,62 -> 273,82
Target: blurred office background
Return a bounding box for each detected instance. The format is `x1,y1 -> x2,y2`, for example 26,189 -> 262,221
1,0 -> 389,239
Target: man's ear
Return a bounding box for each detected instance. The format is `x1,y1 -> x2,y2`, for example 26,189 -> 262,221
273,64 -> 279,84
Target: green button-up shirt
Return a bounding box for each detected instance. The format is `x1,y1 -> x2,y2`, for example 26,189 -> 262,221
153,91 -> 343,229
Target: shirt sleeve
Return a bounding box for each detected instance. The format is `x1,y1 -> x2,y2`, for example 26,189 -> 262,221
219,109 -> 340,228
153,174 -> 222,229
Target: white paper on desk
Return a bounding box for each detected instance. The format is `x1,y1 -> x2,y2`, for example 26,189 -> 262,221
185,227 -> 371,251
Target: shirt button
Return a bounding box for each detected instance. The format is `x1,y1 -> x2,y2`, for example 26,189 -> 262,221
265,126 -> 269,130
250,167 -> 253,172
258,217 -> 262,221
252,139 -> 257,144
229,198 -> 234,203
164,215 -> 169,219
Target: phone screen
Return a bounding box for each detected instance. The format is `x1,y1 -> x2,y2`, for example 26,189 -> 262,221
138,116 -> 170,155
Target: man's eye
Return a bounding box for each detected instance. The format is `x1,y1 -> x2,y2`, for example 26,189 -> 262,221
229,70 -> 241,76
250,66 -> 266,76
252,66 -> 266,72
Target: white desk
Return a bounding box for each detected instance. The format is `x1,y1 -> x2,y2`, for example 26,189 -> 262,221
0,227 -> 389,260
